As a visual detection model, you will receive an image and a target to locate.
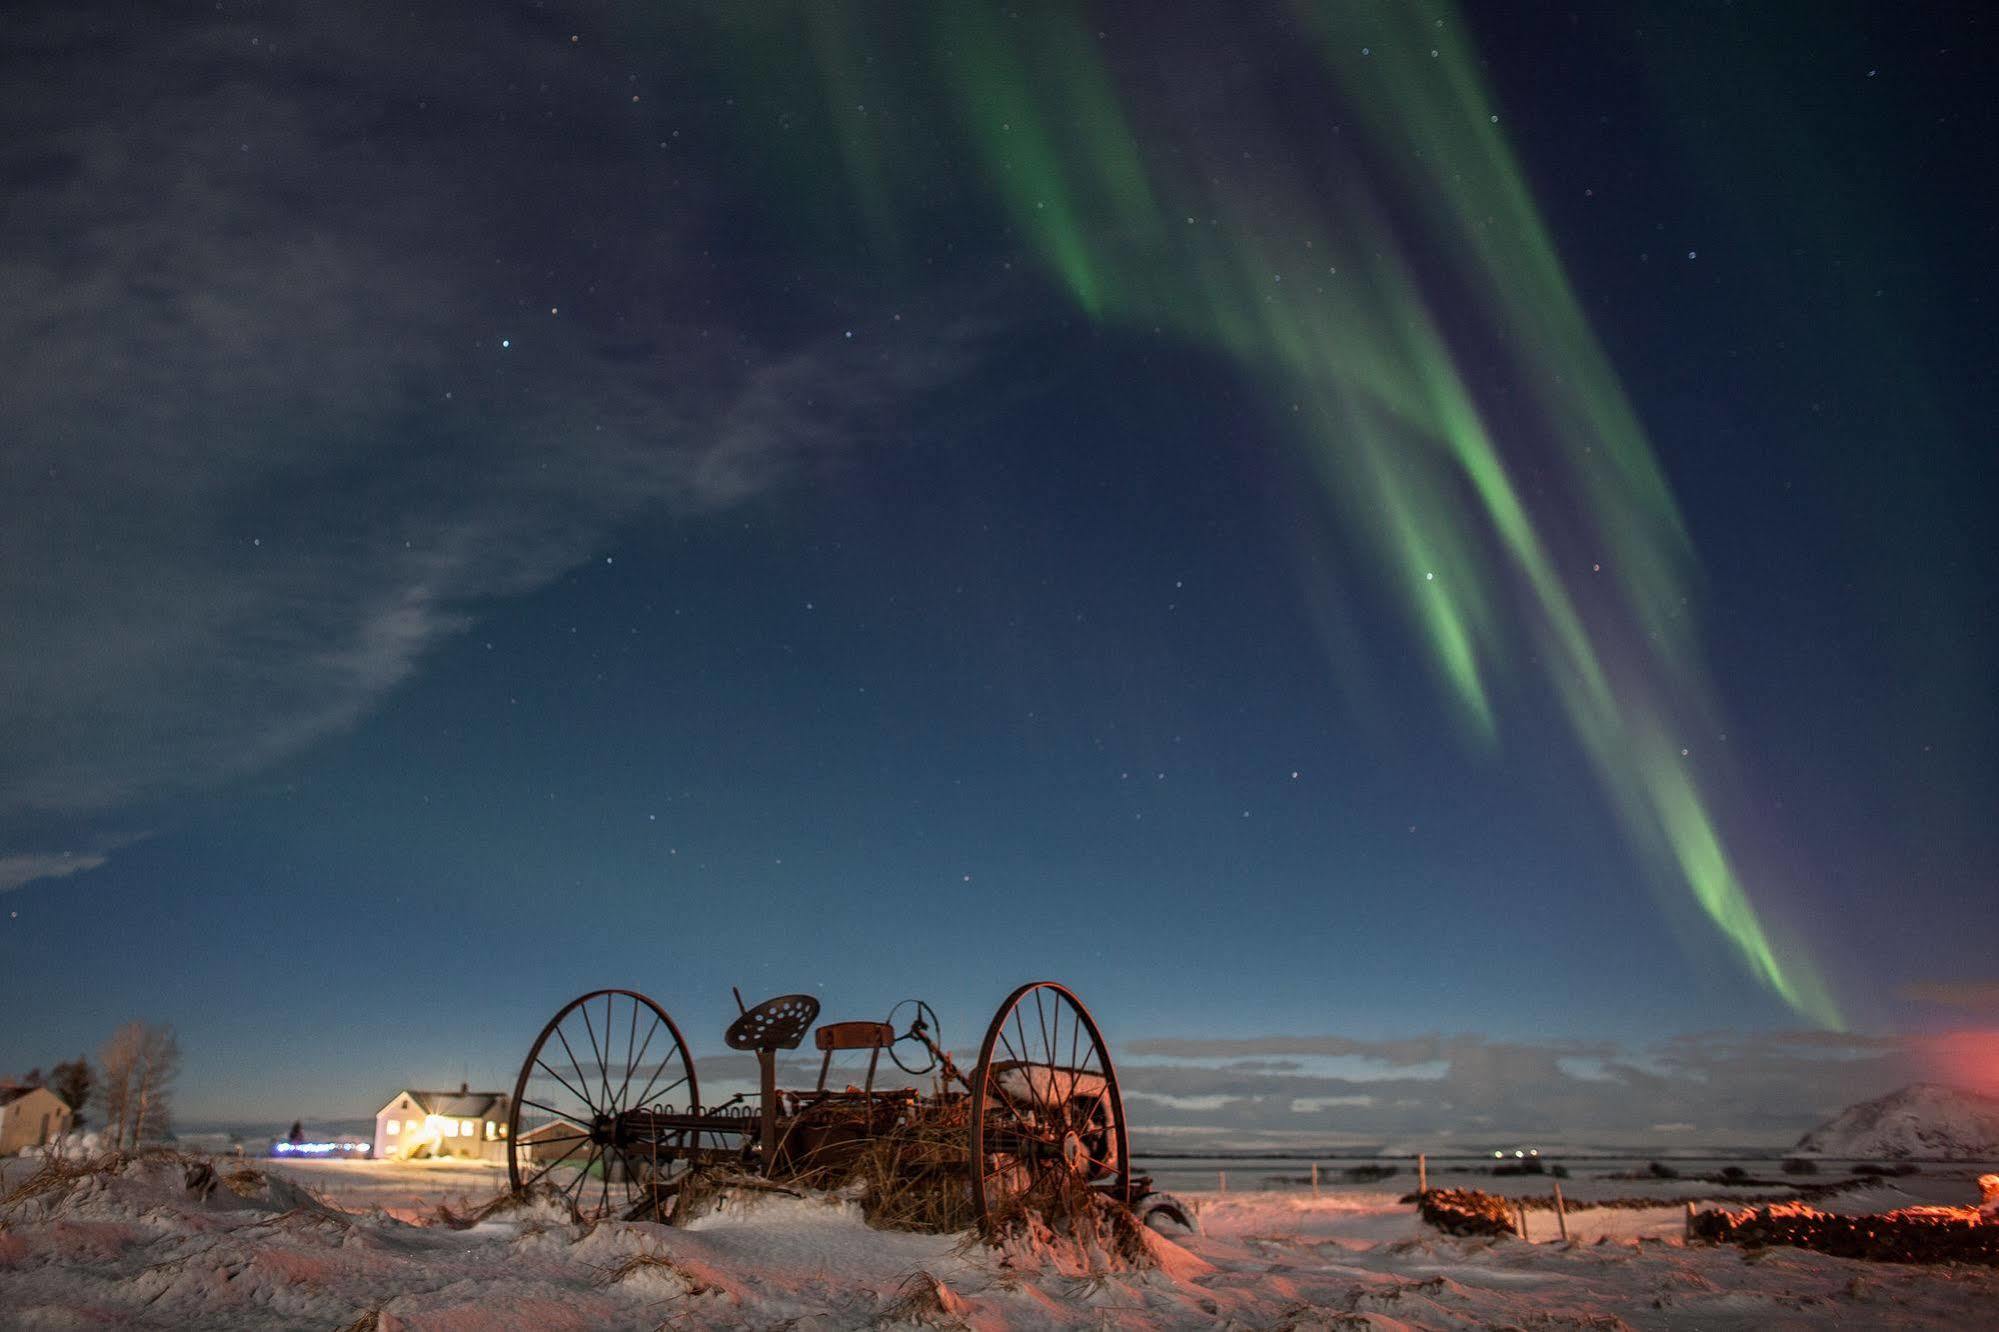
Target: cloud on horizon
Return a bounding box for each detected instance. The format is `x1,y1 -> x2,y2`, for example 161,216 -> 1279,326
0,5 -> 975,887
1899,981 -> 1999,1011
1115,1028 -> 1972,1149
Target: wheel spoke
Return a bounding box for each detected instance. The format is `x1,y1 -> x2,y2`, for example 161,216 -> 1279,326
626,1064 -> 688,1113
612,1015 -> 663,1110
562,1150 -> 594,1207
1011,1005 -> 1034,1082
521,1136 -> 589,1191
981,1051 -> 1033,1126
1064,1008 -> 1082,1110
553,1027 -> 600,1115
618,999 -> 641,1108
517,1096 -> 586,1122
604,993 -> 617,1105
580,1001 -> 609,1110
532,1059 -> 594,1111
1031,989 -> 1051,1073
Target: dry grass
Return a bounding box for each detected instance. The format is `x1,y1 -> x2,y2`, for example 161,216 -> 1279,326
599,1250 -> 714,1294
431,1182 -> 587,1230
874,1270 -> 973,1326
976,1169 -> 1157,1273
246,1203 -> 360,1237
221,1167 -> 267,1198
334,1308 -> 387,1332
0,1150 -> 132,1211
778,1097 -> 981,1235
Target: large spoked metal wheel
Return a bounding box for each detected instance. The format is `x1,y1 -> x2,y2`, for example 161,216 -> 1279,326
507,988 -> 698,1222
968,981 -> 1129,1230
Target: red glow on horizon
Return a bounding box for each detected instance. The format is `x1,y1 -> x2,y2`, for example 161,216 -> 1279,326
1915,1030 -> 1999,1097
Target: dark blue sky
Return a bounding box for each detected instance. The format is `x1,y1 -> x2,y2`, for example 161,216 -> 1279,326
3,1 -> 1993,1138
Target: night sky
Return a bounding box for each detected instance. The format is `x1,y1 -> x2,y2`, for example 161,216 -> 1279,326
4,1 -> 1994,1142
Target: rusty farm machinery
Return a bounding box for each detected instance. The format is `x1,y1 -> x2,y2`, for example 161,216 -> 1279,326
505,981 -> 1191,1233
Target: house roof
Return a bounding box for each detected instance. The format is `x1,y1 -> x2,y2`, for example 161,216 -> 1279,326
1,1085 -> 64,1109
519,1118 -> 584,1140
382,1088 -> 507,1118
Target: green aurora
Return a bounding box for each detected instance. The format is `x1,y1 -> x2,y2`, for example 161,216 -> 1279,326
707,3 -> 1841,1027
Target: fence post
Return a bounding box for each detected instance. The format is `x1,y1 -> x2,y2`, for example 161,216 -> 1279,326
1515,1200 -> 1529,1240
1218,1170 -> 1227,1193
1417,1153 -> 1427,1194
1553,1181 -> 1568,1242
1311,1162 -> 1320,1197
1684,1201 -> 1695,1242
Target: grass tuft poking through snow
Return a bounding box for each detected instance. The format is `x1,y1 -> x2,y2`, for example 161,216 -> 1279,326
877,1269 -> 973,1326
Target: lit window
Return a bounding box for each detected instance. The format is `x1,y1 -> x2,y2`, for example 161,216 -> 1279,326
498,1123 -> 508,1138
386,1121 -> 400,1135
484,1120 -> 497,1140
407,1120 -> 420,1136
462,1120 -> 477,1137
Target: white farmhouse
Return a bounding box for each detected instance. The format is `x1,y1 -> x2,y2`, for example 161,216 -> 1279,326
373,1084 -> 509,1162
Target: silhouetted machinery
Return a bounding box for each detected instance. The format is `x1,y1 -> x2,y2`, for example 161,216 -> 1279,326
506,980 -> 1190,1232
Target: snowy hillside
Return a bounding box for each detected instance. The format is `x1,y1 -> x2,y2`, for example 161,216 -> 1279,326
1796,1083 -> 1999,1160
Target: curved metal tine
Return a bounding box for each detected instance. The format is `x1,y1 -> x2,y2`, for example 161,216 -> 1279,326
609,1144 -> 647,1210
532,1058 -> 595,1112
616,1157 -> 658,1222
552,1024 -> 601,1115
611,1012 -> 665,1110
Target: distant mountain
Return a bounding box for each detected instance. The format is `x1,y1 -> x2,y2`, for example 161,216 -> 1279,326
1794,1083 -> 1999,1160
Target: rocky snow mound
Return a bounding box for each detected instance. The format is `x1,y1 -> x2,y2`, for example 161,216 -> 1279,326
1795,1083 -> 1999,1160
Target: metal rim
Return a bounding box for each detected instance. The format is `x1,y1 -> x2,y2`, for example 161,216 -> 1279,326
968,981 -> 1129,1230
507,988 -> 699,1222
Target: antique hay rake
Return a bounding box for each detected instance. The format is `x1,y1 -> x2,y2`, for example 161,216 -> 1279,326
506,981 -> 1185,1232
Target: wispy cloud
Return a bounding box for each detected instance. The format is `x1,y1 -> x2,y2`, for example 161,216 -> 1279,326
0,852 -> 106,894
0,6 -> 975,886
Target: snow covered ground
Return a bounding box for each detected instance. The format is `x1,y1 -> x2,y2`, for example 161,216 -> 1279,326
3,1153 -> 1995,1329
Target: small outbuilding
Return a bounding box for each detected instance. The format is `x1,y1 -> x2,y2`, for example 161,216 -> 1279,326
0,1085 -> 74,1154
374,1084 -> 509,1162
